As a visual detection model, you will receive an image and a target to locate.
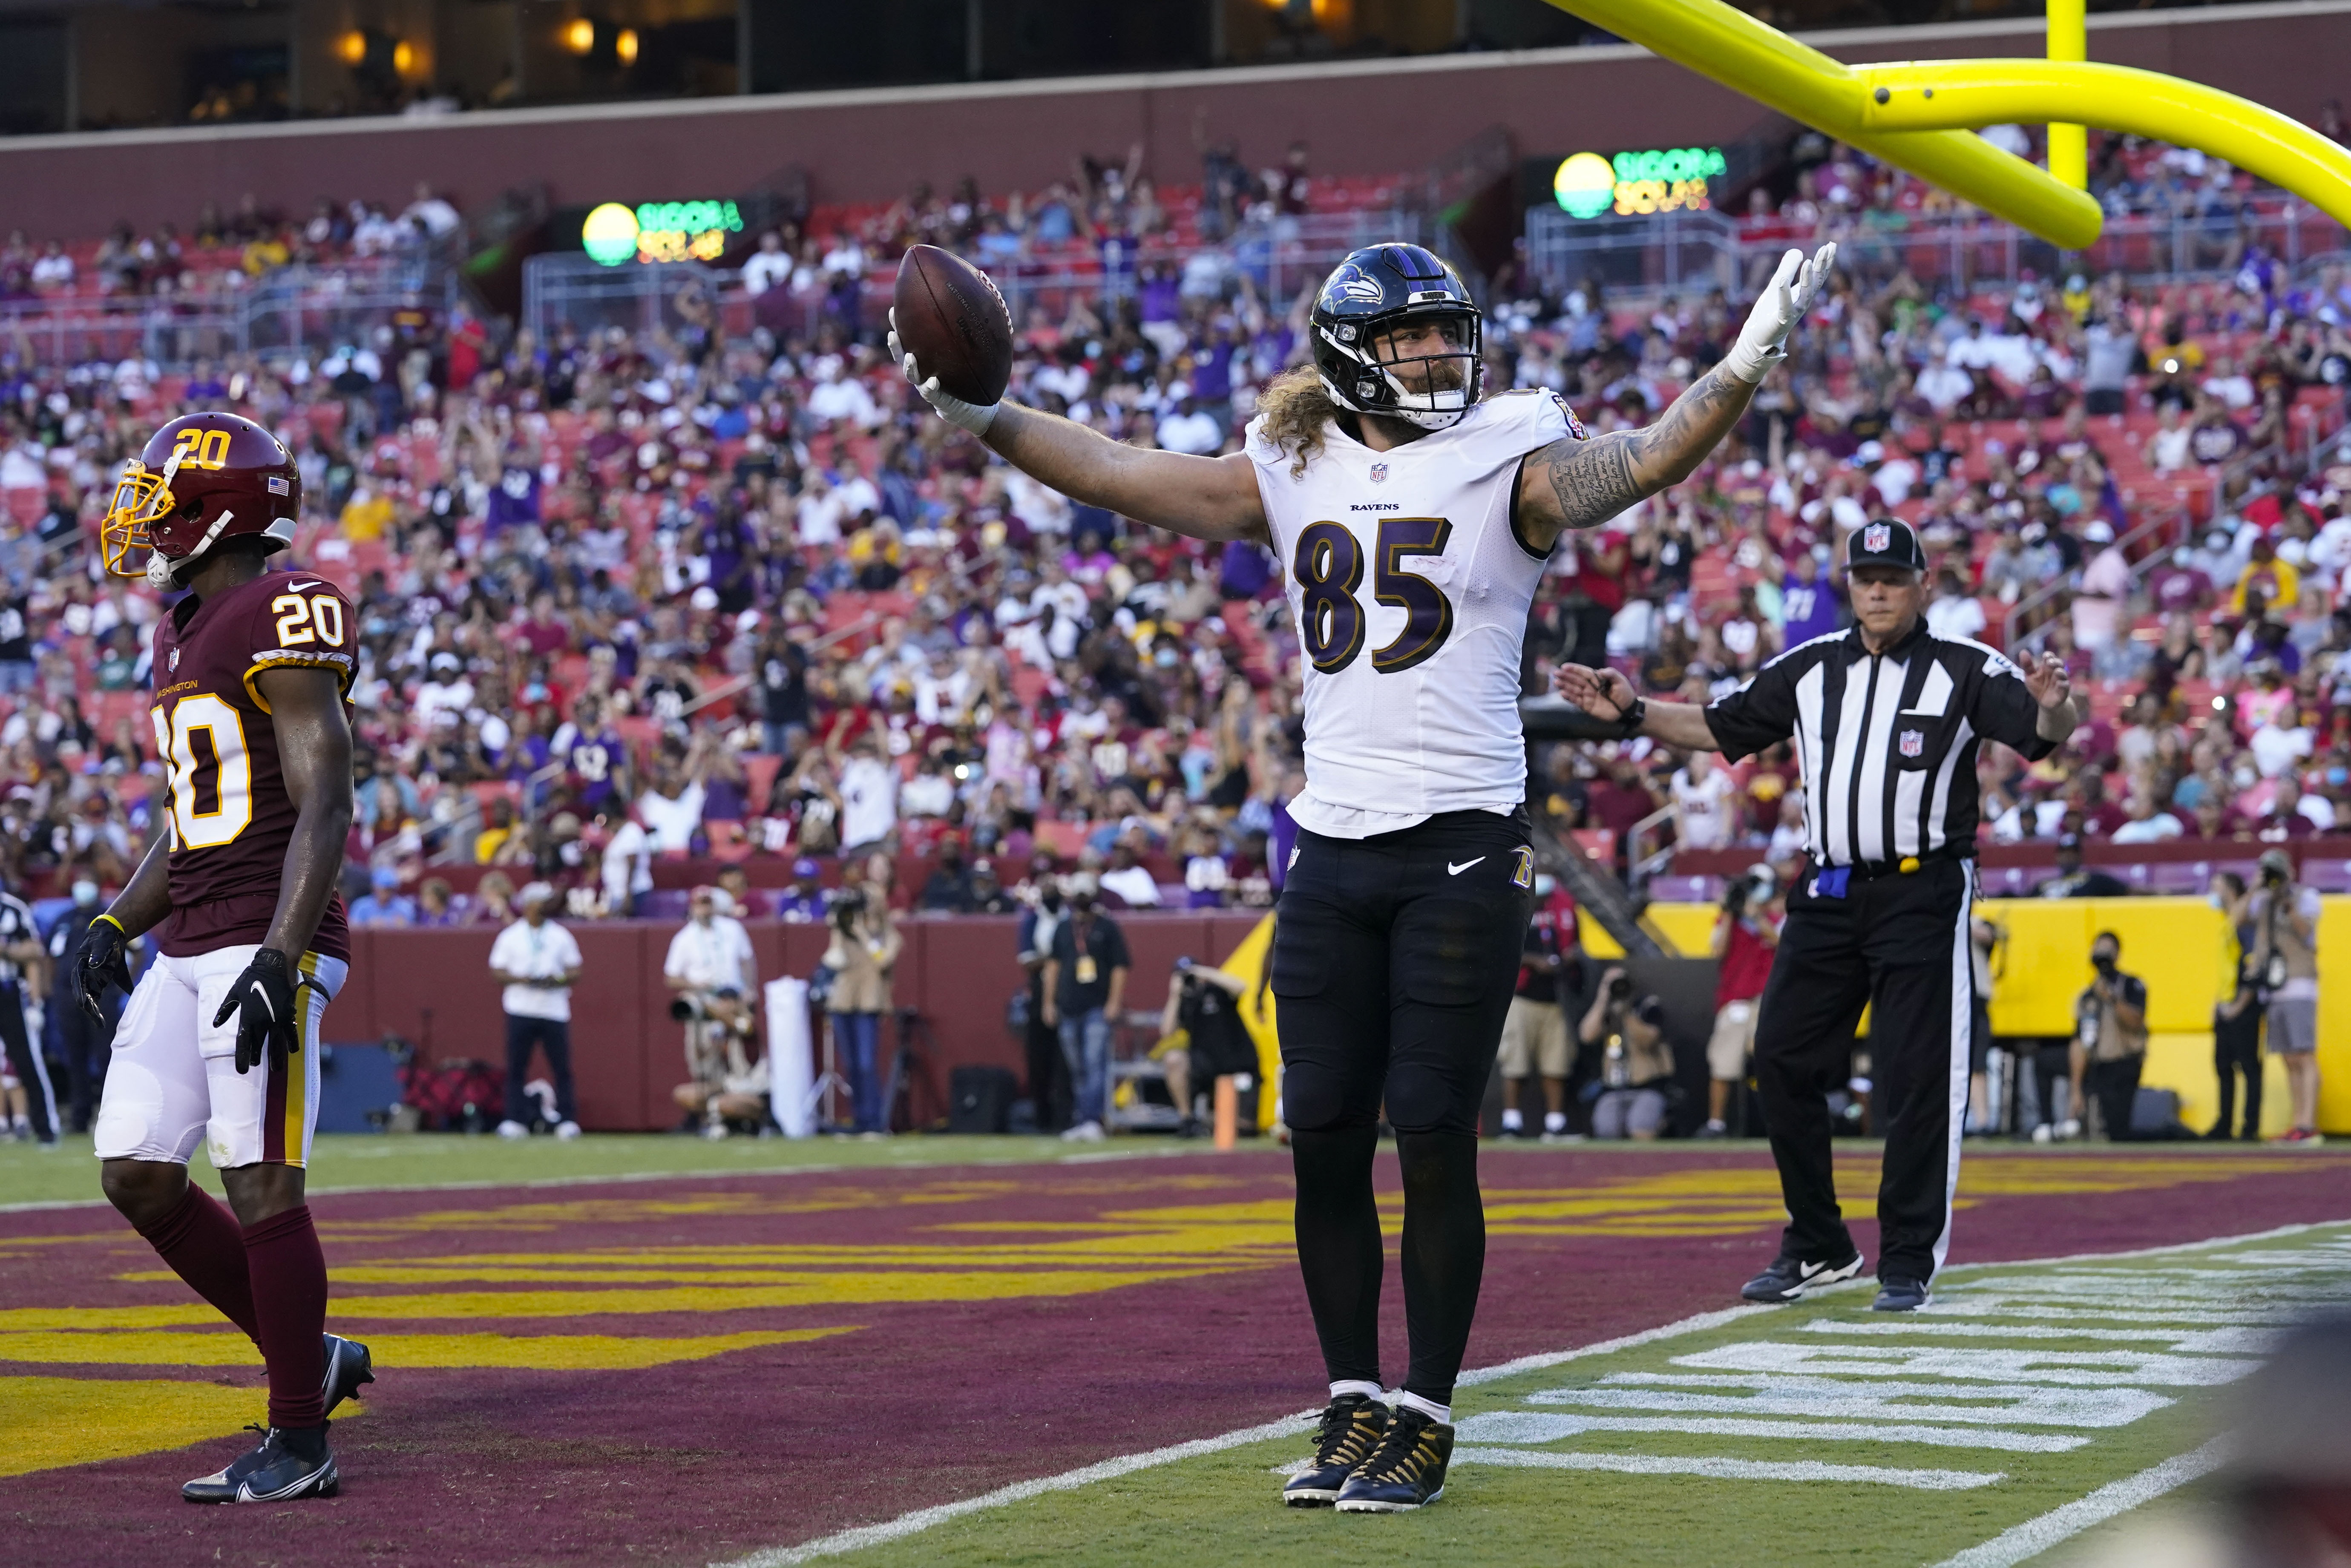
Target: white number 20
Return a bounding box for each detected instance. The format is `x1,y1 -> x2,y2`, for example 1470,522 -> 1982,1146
151,695 -> 253,850
271,593 -> 345,648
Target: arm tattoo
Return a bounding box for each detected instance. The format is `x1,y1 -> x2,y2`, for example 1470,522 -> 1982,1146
1540,364 -> 1755,536
1544,429 -> 1642,533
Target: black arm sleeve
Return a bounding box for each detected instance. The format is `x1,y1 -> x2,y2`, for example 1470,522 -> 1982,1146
1965,650 -> 2058,762
1702,653 -> 1804,763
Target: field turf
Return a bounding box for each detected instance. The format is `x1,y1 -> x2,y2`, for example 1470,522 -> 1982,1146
3,1136 -> 2346,1568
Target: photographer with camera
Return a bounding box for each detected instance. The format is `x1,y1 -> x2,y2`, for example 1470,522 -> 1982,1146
2247,850 -> 2325,1143
665,886 -> 761,1138
1579,967 -> 1676,1141
821,880 -> 902,1135
1160,956 -> 1254,1139
1041,885 -> 1129,1143
1701,865 -> 1781,1138
489,882 -> 584,1141
2069,931 -> 2149,1142
2207,871 -> 2263,1140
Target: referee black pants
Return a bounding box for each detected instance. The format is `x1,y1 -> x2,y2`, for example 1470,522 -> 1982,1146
1754,858 -> 1973,1284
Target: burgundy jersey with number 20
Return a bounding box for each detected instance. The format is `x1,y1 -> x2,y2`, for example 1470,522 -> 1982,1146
149,569 -> 355,961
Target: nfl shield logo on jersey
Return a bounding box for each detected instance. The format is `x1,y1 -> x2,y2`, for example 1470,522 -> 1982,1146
1899,728 -> 1924,758
169,648 -> 180,671
1864,523 -> 1892,554
1369,463 -> 1388,483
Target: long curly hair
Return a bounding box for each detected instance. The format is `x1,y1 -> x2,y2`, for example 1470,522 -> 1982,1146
1252,365 -> 1340,479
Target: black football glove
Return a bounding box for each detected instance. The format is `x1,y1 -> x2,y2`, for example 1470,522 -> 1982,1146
214,948 -> 302,1076
76,915 -> 134,1021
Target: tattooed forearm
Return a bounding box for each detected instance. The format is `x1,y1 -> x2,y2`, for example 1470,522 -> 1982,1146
1544,430 -> 1642,534
1632,363 -> 1755,485
1520,362 -> 1761,549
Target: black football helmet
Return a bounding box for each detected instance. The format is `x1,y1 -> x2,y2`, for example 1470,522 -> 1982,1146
1309,243 -> 1483,430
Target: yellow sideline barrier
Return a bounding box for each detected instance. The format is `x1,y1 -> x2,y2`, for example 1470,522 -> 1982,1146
1587,898 -> 2351,1132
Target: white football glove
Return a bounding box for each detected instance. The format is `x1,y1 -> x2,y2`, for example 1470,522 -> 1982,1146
888,308 -> 999,437
1722,243 -> 1836,384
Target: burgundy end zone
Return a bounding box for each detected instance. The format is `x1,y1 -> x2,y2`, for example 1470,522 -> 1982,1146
3,1147 -> 2346,1568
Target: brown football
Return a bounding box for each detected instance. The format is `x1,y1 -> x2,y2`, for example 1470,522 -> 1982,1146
892,244 -> 1013,406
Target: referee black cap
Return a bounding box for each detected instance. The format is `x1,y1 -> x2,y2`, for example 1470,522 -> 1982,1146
1847,517 -> 1928,573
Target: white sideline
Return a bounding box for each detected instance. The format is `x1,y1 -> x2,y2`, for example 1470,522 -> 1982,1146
1929,1437 -> 2233,1568
714,1412 -> 1316,1567
713,1223 -> 2337,1567
709,1303 -> 1771,1568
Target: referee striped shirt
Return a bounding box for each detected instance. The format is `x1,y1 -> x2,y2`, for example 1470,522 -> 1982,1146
1701,619 -> 2055,869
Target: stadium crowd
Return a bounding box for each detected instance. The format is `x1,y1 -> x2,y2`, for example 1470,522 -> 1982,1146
0,132 -> 2343,941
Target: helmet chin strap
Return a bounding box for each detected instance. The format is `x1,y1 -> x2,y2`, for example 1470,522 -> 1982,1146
146,508 -> 235,588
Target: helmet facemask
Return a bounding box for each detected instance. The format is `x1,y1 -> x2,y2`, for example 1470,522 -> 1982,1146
1318,309 -> 1482,430
100,457 -> 180,580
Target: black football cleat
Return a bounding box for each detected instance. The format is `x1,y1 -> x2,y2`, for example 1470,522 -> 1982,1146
1333,1405 -> 1453,1513
183,1425 -> 338,1503
321,1333 -> 374,1417
1283,1393 -> 1388,1506
1740,1249 -> 1865,1304
1873,1276 -> 1931,1312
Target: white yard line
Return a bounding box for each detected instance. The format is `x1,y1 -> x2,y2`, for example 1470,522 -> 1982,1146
1929,1437 -> 2233,1568
1454,1446 -> 2005,1490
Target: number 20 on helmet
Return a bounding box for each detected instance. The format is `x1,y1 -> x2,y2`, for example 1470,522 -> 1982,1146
102,411 -> 302,587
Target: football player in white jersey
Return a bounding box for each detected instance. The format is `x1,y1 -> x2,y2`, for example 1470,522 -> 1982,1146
893,238 -> 1833,1512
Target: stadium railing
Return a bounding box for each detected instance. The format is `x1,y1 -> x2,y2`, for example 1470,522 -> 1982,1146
1525,201 -> 2349,300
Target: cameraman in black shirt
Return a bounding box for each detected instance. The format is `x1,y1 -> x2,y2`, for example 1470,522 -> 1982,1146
1160,956 -> 1255,1138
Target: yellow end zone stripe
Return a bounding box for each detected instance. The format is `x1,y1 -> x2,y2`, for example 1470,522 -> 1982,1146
0,1326 -> 856,1372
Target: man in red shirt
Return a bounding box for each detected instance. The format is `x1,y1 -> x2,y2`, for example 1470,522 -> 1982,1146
1702,865 -> 1781,1136
1498,875 -> 1581,1139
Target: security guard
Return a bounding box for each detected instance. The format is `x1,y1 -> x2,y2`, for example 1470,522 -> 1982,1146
1557,517 -> 2080,1310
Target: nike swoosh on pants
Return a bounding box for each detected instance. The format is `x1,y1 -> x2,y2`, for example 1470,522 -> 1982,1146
1447,858 -> 1485,876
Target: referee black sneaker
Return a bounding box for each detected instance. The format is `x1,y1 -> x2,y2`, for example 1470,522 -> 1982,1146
1283,1393 -> 1388,1506
322,1332 -> 374,1417
1873,1276 -> 1931,1312
182,1424 -> 338,1503
1740,1249 -> 1864,1304
1333,1405 -> 1453,1513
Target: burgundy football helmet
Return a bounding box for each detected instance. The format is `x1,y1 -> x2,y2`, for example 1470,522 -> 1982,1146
102,412 -> 300,587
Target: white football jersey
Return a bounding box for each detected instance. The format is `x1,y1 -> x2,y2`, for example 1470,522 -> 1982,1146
1245,390 -> 1572,839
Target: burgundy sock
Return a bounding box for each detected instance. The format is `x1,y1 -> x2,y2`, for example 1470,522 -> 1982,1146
242,1205 -> 328,1430
132,1183 -> 260,1346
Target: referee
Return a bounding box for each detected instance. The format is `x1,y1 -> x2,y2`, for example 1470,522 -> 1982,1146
1556,518 -> 2079,1311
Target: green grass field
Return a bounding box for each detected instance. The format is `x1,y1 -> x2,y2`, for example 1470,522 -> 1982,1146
0,1131 -> 1245,1208
732,1224 -> 2349,1568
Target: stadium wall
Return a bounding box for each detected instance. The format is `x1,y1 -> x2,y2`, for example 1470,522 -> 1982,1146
336,895 -> 2351,1135
325,912 -> 1266,1131
1,4 -> 2347,242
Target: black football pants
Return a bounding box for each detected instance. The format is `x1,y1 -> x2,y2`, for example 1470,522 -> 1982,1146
1753,859 -> 1974,1284
1273,808 -> 1535,1405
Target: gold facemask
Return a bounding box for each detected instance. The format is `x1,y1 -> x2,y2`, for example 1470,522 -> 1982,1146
101,460 -> 178,578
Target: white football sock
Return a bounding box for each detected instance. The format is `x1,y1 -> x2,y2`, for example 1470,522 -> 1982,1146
1543,1111 -> 1567,1134
1329,1380 -> 1383,1403
1392,1390 -> 1450,1425
1500,1108 -> 1523,1132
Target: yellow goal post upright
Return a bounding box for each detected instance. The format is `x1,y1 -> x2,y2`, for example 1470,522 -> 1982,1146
1541,0 -> 2351,250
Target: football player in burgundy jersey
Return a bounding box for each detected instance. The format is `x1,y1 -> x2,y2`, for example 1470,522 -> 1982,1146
76,412 -> 371,1503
